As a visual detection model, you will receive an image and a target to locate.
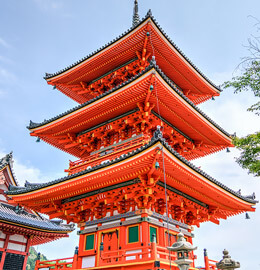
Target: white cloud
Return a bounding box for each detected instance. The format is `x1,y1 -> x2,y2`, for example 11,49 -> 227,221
33,0 -> 73,17
0,89 -> 6,99
0,67 -> 16,83
34,0 -> 63,10
210,71 -> 233,86
0,55 -> 14,65
0,151 -> 45,186
0,38 -> 10,49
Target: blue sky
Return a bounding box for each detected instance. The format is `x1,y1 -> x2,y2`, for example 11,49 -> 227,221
0,0 -> 260,269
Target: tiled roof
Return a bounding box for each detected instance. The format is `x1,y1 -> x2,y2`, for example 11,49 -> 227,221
0,202 -> 74,233
6,134 -> 257,205
29,63 -> 231,138
44,11 -> 220,93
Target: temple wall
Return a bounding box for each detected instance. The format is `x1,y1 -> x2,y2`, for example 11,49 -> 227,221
0,230 -> 28,270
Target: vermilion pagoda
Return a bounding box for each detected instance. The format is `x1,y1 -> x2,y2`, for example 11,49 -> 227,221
0,153 -> 73,270
7,2 -> 257,270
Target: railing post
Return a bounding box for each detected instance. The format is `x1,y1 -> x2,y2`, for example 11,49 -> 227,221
54,260 -> 58,270
35,252 -> 41,270
204,249 -> 210,270
72,246 -> 79,269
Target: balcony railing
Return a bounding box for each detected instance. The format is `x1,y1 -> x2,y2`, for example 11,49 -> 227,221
35,256 -> 74,269
34,242 -> 201,270
67,134 -> 150,175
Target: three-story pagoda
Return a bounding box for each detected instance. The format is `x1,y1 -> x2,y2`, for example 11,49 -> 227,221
7,2 -> 257,270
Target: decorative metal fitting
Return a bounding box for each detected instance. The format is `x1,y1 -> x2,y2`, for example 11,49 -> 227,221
153,125 -> 164,140
100,241 -> 104,252
155,161 -> 160,170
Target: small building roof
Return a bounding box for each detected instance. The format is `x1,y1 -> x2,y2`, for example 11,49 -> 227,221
0,202 -> 73,233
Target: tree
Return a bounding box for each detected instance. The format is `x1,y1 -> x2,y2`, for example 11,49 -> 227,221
26,247 -> 48,270
223,18 -> 260,177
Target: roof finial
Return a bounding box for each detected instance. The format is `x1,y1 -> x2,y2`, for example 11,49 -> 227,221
132,0 -> 140,27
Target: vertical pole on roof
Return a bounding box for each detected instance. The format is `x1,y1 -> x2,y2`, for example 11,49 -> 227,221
132,0 -> 140,27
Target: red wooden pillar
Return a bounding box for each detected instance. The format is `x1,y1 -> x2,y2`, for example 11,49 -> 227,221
119,219 -> 126,257
204,248 -> 210,270
0,233 -> 10,269
158,223 -> 164,246
96,224 -> 102,267
141,213 -> 149,259
151,234 -> 157,261
22,236 -> 32,270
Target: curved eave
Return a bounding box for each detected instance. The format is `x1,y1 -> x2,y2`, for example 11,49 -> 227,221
29,66 -> 231,144
1,165 -> 18,187
7,138 -> 256,211
45,14 -> 220,98
0,153 -> 18,186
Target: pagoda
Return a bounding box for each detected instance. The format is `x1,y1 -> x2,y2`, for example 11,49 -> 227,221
0,153 -> 74,270
7,2 -> 257,270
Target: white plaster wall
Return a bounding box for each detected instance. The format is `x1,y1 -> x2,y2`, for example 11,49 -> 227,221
125,249 -> 142,260
0,231 -> 6,239
82,256 -> 96,268
0,241 -> 4,248
7,242 -> 26,252
9,234 -> 27,243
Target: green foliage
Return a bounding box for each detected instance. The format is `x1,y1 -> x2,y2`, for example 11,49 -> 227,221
233,133 -> 260,177
223,61 -> 260,115
26,247 -> 48,270
223,19 -> 260,177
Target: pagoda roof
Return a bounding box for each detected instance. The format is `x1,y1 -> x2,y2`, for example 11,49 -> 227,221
0,202 -> 73,233
7,135 -> 257,215
44,11 -> 220,104
28,64 -> 232,158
